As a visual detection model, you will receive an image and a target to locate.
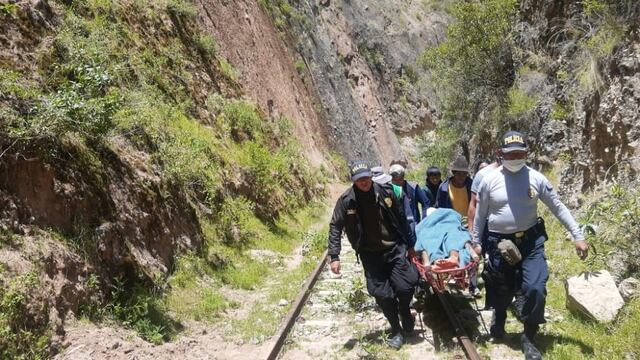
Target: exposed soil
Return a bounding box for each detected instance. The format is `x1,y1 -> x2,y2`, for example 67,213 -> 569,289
194,0 -> 330,168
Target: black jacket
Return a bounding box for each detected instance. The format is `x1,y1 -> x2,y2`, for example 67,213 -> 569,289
328,182 -> 415,259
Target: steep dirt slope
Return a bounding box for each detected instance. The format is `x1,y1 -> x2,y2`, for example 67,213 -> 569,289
194,0 -> 330,168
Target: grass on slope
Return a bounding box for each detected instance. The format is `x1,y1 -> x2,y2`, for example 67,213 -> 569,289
1,0 -> 329,352
524,166 -> 640,359
166,203 -> 328,332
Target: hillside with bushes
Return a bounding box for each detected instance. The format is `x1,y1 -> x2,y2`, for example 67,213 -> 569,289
1,0 -> 639,359
0,0 -> 327,357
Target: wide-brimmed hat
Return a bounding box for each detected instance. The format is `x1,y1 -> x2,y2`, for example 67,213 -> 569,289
449,156 -> 469,173
501,130 -> 528,153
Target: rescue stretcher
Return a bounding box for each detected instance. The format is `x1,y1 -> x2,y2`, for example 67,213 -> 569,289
410,253 -> 481,294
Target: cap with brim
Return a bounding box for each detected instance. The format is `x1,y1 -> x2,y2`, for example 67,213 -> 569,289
501,131 -> 528,153
501,147 -> 528,153
350,161 -> 372,181
372,173 -> 392,184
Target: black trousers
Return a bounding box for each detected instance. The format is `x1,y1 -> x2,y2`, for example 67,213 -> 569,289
359,244 -> 419,332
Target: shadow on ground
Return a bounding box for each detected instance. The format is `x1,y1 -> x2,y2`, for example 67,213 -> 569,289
342,327 -> 429,351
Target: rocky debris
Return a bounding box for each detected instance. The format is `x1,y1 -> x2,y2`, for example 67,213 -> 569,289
565,270 -> 624,322
618,277 -> 640,301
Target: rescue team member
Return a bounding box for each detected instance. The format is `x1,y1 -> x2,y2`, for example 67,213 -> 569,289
424,166 -> 442,206
468,157 -> 500,241
328,161 -> 418,349
475,159 -> 490,174
372,165 -> 417,239
435,156 -> 477,296
474,131 -> 589,360
468,156 -> 501,307
389,164 -> 431,220
436,156 -> 472,217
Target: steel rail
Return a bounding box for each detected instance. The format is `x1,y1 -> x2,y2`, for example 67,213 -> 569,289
436,291 -> 483,360
265,249 -> 328,360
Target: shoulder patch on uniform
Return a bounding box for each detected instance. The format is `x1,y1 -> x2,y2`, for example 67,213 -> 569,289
347,209 -> 357,215
384,197 -> 392,207
546,184 -> 553,192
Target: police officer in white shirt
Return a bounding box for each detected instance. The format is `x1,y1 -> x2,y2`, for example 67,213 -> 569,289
473,131 -> 589,360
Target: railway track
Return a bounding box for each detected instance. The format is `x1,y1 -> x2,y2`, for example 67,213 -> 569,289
266,236 -> 485,359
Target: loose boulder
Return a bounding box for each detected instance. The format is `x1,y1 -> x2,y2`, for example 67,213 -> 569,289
565,270 -> 624,322
619,277 -> 640,300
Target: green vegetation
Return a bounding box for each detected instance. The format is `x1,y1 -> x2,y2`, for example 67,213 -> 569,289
551,101 -> 572,121
1,0 -> 327,352
419,0 -> 517,134
258,0 -> 301,34
106,278 -> 178,344
0,272 -> 50,360
505,88 -> 538,118
230,227 -> 327,341
294,59 -> 306,74
194,34 -> 219,58
515,164 -> 640,359
358,43 -> 384,70
417,0 -> 518,165
164,205 -> 326,328
417,125 -> 457,174
0,3 -> 19,17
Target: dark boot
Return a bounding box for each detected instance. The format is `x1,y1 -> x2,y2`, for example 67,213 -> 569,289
521,324 -> 542,360
489,310 -> 506,342
387,330 -> 404,350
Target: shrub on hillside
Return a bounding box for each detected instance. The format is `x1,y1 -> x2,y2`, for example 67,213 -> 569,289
580,180 -> 640,279
419,0 -> 517,133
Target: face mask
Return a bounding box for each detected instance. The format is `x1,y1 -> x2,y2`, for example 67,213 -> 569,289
503,159 -> 526,172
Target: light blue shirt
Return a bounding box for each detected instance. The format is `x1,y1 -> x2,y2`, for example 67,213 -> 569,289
474,165 -> 584,241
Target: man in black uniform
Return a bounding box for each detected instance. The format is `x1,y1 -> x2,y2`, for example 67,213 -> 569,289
328,161 -> 418,349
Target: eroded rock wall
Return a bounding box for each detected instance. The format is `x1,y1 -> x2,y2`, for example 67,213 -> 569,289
287,0 -> 448,166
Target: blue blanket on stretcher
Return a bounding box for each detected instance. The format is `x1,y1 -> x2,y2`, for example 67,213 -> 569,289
414,208 -> 472,267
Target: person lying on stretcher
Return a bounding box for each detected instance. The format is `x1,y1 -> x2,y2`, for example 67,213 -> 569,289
414,208 -> 481,271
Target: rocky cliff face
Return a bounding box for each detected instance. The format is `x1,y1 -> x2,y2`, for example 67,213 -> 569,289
286,0 -> 448,166
520,1 -> 640,200
461,0 -> 640,201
